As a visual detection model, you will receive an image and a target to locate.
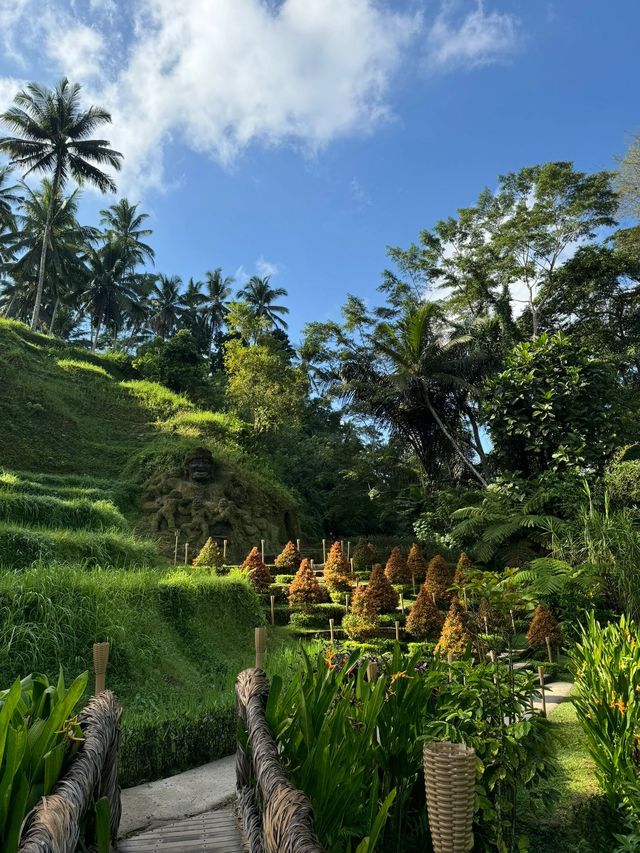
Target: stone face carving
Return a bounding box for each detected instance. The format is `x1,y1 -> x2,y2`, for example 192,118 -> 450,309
184,447 -> 215,483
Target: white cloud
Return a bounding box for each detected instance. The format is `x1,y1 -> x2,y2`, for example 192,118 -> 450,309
426,1 -> 518,72
255,256 -> 280,279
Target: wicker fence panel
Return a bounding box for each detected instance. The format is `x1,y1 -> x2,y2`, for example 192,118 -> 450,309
236,668 -> 324,853
18,690 -> 122,853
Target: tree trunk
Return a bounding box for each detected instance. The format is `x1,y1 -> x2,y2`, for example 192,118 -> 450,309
424,395 -> 488,487
48,296 -> 60,335
31,164 -> 61,331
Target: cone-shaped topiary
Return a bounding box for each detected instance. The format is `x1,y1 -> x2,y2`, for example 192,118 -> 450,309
477,597 -> 504,634
453,552 -> 474,587
435,597 -> 470,657
365,564 -> 399,614
323,541 -> 353,593
406,582 -> 445,641
384,547 -> 410,584
407,543 -> 428,582
242,546 -> 272,592
527,604 -> 563,652
424,555 -> 454,607
288,558 -> 324,610
352,585 -> 376,618
351,540 -> 377,571
193,537 -> 224,571
274,540 -> 302,571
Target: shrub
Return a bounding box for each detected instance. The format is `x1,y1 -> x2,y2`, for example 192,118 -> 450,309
365,564 -> 399,615
435,598 -> 470,657
289,559 -> 324,610
527,603 -> 563,652
406,543 -> 428,582
406,583 -> 445,641
274,574 -> 295,585
351,540 -> 377,571
274,540 -> 302,571
384,547 -> 410,584
241,546 -> 272,592
423,555 -> 453,607
477,596 -> 504,634
453,551 -> 473,586
351,586 -> 375,618
323,541 -> 353,593
268,583 -> 289,604
342,613 -> 380,641
193,537 -> 224,572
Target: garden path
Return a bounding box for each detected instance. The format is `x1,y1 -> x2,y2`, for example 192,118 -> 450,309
533,680 -> 573,714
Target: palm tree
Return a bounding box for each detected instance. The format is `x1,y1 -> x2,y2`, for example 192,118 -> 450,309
100,199 -> 154,270
0,78 -> 122,329
204,267 -> 233,354
237,275 -> 289,329
148,274 -> 186,339
0,165 -> 21,231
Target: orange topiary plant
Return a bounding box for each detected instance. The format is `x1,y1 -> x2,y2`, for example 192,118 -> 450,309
364,564 -> 399,614
384,547 -> 410,584
274,540 -> 302,571
193,537 -> 224,572
242,546 -> 272,592
453,552 -> 474,587
424,555 -> 453,607
527,604 -> 563,652
351,585 -> 376,618
323,541 -> 353,593
406,583 -> 445,641
477,597 -> 504,634
407,543 -> 428,583
288,558 -> 324,610
435,598 -> 470,657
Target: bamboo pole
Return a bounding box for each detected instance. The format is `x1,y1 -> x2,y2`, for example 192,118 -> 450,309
345,593 -> 350,610
347,541 -> 351,560
400,592 -> 405,615
173,530 -> 179,565
322,539 -> 326,563
483,616 -> 489,635
538,665 -> 547,716
93,642 -> 110,695
223,539 -> 227,562
270,595 -> 275,625
261,539 -> 265,563
296,538 -> 301,551
395,620 -> 400,641
510,608 -> 516,633
329,618 -> 334,642
367,661 -> 378,682
255,627 -> 267,669
184,542 -> 189,565
545,635 -> 553,664
447,651 -> 453,682
412,574 -> 416,595
432,592 -> 437,606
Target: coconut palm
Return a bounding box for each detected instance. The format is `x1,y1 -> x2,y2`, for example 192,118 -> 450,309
0,78 -> 122,329
203,267 -> 234,354
148,274 -> 186,339
100,199 -> 154,270
237,275 -> 289,329
0,165 -> 21,231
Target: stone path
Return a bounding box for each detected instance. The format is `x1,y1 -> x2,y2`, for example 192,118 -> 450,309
533,680 -> 573,715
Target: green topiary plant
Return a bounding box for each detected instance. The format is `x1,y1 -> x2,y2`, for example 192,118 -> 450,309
424,555 -> 453,607
241,546 -> 272,592
364,563 -> 399,615
435,597 -> 470,657
351,540 -> 377,571
323,541 -> 353,593
192,537 -> 224,572
527,603 -> 563,652
289,558 -> 324,610
407,543 -> 428,583
384,546 -> 410,584
274,540 -> 302,571
406,582 -> 445,641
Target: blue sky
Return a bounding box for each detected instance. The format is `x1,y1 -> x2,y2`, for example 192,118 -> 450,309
1,0 -> 638,341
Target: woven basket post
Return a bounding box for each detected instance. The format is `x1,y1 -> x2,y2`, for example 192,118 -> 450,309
93,642 -> 110,695
424,741 -> 476,852
255,627 -> 267,669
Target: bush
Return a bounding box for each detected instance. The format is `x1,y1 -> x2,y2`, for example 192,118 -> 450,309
423,555 -> 453,607
453,551 -> 473,586
268,583 -> 289,604
406,542 -> 428,582
274,540 -> 302,571
342,613 -> 380,641
351,540 -> 377,571
323,541 -> 353,593
384,546 -> 410,584
435,598 -> 470,657
289,559 -> 324,610
241,546 -> 272,592
407,641 -> 436,657
351,585 -> 374,618
406,583 -> 445,641
193,537 -> 224,572
527,603 -> 563,652
274,574 -> 295,585
362,564 -> 399,615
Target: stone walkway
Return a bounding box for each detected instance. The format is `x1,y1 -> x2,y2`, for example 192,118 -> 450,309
533,680 -> 573,715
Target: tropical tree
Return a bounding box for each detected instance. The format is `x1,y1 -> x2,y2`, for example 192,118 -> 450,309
0,78 -> 122,329
148,274 -> 186,338
204,267 -> 234,351
0,165 -> 21,231
100,199 -> 154,270
237,275 -> 289,329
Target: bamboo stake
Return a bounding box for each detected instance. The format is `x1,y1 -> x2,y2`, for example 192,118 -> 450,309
400,592 -> 405,615
173,531 -> 179,565
510,608 -> 516,633
322,539 -> 326,563
93,642 -> 110,695
347,541 -> 351,560
345,593 -> 350,610
329,618 -> 335,642
412,574 -> 416,595
184,542 -> 189,565
261,539 -> 265,563
483,616 -> 489,635
255,627 -> 267,669
463,587 -> 468,609
538,665 -> 547,717
395,620 -> 400,641
350,557 -> 355,573
296,538 -> 301,551
223,539 -> 227,562
447,651 -> 453,682
341,539 -> 344,552
545,635 -> 553,664
432,592 -> 437,606
367,660 -> 378,682
270,595 -> 275,625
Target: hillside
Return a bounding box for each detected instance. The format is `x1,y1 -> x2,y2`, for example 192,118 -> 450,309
0,318 -> 299,558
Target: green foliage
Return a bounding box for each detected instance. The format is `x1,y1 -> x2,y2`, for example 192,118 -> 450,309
342,613 -> 380,641
0,489 -> 126,531
485,333 -> 623,477
0,670 -> 88,852
274,540 -> 302,571
572,614 -> 640,832
192,536 -> 224,571
606,458 -> 640,507
132,330 -> 210,400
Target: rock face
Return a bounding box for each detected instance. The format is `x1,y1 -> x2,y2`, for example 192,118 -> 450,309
142,447 -> 298,560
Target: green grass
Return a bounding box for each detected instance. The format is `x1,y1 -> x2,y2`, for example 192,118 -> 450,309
0,489 -> 127,531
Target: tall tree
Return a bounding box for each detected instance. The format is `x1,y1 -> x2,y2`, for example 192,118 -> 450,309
0,165 -> 21,232
204,267 -> 234,351
100,199 -> 154,270
0,78 -> 122,329
148,274 -> 186,339
616,133 -> 640,220
237,275 -> 289,329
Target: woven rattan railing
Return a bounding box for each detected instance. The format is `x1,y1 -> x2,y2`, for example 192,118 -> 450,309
236,668 -> 324,853
18,689 -> 122,853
